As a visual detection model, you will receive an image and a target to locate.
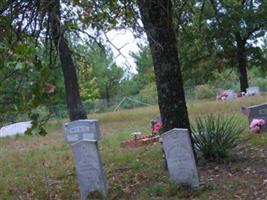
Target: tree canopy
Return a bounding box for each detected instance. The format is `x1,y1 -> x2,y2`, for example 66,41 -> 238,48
1,0 -> 267,136
196,0 -> 267,92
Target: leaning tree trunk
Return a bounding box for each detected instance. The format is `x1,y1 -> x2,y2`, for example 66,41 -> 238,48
236,33 -> 249,93
137,0 -> 191,132
137,0 -> 196,167
49,0 -> 87,121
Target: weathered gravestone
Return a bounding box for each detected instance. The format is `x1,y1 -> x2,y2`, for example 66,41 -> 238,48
241,103 -> 267,131
161,128 -> 199,188
64,119 -> 107,200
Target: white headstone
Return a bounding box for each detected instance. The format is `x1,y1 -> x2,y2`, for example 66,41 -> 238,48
161,128 -> 199,188
224,89 -> 237,100
0,121 -> 32,137
64,119 -> 107,199
246,87 -> 261,96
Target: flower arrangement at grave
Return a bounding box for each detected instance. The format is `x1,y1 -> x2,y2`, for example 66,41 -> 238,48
120,116 -> 162,148
216,90 -> 228,101
249,118 -> 266,134
151,118 -> 163,135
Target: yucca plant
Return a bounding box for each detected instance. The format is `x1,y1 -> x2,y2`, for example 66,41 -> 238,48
191,114 -> 244,161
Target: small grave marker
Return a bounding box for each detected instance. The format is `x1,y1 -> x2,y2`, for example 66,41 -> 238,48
64,120 -> 107,200
241,103 -> 267,131
224,89 -> 237,100
131,131 -> 142,140
161,128 -> 199,188
246,86 -> 261,96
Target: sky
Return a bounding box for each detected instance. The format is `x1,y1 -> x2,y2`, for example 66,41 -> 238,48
106,30 -> 266,75
106,29 -> 146,74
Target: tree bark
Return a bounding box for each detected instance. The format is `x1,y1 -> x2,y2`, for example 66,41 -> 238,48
235,33 -> 249,93
137,0 -> 191,132
137,0 -> 196,167
49,0 -> 87,121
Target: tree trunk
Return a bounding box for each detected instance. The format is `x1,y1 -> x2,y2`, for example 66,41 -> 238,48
49,0 -> 87,121
236,33 -> 249,93
137,0 -> 196,167
137,0 -> 191,132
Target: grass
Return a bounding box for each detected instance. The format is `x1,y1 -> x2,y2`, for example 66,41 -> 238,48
0,96 -> 267,199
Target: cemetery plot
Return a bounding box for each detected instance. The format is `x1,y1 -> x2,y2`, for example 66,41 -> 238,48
1,102 -> 267,199
120,134 -> 159,148
121,116 -> 161,148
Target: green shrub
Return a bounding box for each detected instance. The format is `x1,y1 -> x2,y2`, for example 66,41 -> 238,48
191,114 -> 244,162
195,84 -> 218,99
184,87 -> 196,100
139,82 -> 158,105
250,77 -> 267,92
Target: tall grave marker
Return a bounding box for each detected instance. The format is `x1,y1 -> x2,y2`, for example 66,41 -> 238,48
64,120 -> 107,200
161,128 -> 199,188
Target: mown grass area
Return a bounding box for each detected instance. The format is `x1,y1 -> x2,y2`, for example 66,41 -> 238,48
0,96 -> 267,199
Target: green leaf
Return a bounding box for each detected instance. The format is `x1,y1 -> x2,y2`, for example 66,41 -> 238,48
38,127 -> 47,136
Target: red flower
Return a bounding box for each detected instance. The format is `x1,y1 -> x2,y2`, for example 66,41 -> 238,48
152,121 -> 162,133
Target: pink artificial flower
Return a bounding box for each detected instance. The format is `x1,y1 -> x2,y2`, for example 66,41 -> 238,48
151,121 -> 162,133
221,92 -> 228,97
249,119 -> 266,134
216,91 -> 229,100
250,125 -> 261,134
